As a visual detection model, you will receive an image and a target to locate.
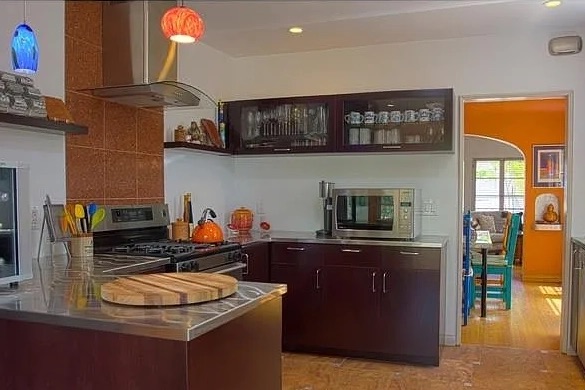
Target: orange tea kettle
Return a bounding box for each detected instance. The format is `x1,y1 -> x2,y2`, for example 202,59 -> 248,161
192,208 -> 224,244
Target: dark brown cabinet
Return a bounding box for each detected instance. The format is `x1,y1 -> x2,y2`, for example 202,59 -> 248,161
227,95 -> 336,155
269,241 -> 442,366
242,242 -> 270,282
270,242 -> 325,349
378,247 -> 441,365
225,88 -> 453,155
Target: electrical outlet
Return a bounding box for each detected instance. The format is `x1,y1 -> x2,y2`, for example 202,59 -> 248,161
422,200 -> 438,216
31,206 -> 40,230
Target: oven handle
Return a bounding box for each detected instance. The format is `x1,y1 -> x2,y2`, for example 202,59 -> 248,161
210,262 -> 247,275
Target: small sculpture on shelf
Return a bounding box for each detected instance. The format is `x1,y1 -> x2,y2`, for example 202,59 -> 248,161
542,203 -> 559,224
189,121 -> 206,144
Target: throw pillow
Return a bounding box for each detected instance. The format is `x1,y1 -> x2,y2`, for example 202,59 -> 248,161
477,214 -> 496,233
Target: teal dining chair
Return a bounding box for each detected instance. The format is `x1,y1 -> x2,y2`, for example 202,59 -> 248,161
470,212 -> 521,310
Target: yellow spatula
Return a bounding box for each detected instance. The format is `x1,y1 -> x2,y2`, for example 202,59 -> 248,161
74,204 -> 86,233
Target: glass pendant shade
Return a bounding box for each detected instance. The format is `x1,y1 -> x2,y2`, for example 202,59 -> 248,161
11,23 -> 39,74
161,6 -> 205,44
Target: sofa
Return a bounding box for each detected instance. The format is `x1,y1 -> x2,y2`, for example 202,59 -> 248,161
470,210 -> 511,253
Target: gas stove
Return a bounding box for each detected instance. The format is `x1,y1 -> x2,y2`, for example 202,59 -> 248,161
92,204 -> 246,278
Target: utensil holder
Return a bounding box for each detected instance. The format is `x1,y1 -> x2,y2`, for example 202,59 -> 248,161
70,233 -> 93,257
171,220 -> 190,241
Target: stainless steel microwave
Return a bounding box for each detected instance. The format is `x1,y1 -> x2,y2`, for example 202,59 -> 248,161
332,188 -> 421,240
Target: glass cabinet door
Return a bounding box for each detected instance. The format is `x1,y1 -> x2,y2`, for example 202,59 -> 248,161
339,89 -> 453,152
0,167 -> 18,279
233,99 -> 333,153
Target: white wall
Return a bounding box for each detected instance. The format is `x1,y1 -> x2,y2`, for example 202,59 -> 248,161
220,30 -> 585,345
0,0 -> 65,258
164,43 -> 237,227
464,136 -> 524,211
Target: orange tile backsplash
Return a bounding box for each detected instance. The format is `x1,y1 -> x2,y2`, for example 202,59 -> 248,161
65,91 -> 105,148
104,102 -> 138,152
65,1 -> 164,207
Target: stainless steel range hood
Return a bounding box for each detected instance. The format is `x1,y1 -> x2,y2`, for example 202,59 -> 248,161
81,0 -> 215,108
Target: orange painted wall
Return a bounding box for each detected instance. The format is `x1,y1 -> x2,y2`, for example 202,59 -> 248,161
464,99 -> 566,281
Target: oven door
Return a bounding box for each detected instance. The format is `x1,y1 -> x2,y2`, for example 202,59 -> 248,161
203,262 -> 247,280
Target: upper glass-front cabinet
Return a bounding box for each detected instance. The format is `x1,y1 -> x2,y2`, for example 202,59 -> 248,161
227,96 -> 335,154
338,89 -> 453,152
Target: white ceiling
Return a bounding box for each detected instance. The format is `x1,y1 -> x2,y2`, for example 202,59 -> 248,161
187,0 -> 585,57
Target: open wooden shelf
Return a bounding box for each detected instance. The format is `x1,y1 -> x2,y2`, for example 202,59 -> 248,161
533,222 -> 562,231
0,112 -> 88,135
164,141 -> 231,156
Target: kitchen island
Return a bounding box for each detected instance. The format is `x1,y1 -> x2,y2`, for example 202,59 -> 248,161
0,255 -> 286,390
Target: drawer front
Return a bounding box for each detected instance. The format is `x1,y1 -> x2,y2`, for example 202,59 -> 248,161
380,247 -> 441,271
271,242 -> 326,265
323,244 -> 380,268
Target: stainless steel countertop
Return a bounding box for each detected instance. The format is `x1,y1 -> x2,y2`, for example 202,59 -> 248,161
572,237 -> 585,248
0,255 -> 286,342
230,230 -> 448,249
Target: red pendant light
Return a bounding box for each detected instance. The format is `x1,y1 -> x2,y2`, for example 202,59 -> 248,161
161,1 -> 205,44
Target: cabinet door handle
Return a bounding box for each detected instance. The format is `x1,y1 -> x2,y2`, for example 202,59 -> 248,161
286,247 -> 305,251
382,272 -> 388,293
274,148 -> 291,152
242,253 -> 249,275
371,271 -> 377,293
341,249 -> 362,253
399,251 -> 419,256
382,145 -> 402,149
316,269 -> 321,290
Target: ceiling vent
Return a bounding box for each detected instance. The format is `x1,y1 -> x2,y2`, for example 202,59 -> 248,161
548,35 -> 583,56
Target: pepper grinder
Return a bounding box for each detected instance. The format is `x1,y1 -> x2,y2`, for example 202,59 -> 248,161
316,180 -> 334,237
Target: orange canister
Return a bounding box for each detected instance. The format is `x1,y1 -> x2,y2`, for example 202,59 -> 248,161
230,207 -> 254,234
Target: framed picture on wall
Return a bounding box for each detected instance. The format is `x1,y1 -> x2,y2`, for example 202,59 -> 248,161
532,144 -> 565,188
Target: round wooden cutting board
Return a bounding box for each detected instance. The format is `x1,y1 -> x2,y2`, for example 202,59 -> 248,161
100,273 -> 238,306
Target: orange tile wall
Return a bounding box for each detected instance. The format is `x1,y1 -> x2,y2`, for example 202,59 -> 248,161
65,1 -> 164,207
465,99 -> 567,282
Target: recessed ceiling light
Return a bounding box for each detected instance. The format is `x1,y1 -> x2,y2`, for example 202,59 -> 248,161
543,0 -> 562,8
289,27 -> 303,34
387,104 -> 394,107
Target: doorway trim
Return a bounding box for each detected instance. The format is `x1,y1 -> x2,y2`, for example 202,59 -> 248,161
456,91 -> 574,353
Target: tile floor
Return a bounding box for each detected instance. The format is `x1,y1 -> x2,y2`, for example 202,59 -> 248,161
282,345 -> 585,389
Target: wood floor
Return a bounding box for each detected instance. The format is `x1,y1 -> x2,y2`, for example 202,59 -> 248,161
462,266 -> 562,350
281,266 -> 585,389
282,346 -> 584,389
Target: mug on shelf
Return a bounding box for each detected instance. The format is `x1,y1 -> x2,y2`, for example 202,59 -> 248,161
431,107 -> 444,121
345,111 -> 364,125
418,108 -> 431,122
364,111 -> 377,125
377,111 -> 390,124
390,110 -> 403,123
404,110 -> 419,123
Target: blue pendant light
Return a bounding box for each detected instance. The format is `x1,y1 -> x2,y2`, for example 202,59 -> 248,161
11,0 -> 39,74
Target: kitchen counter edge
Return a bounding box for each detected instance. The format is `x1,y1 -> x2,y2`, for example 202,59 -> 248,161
233,231 -> 449,249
